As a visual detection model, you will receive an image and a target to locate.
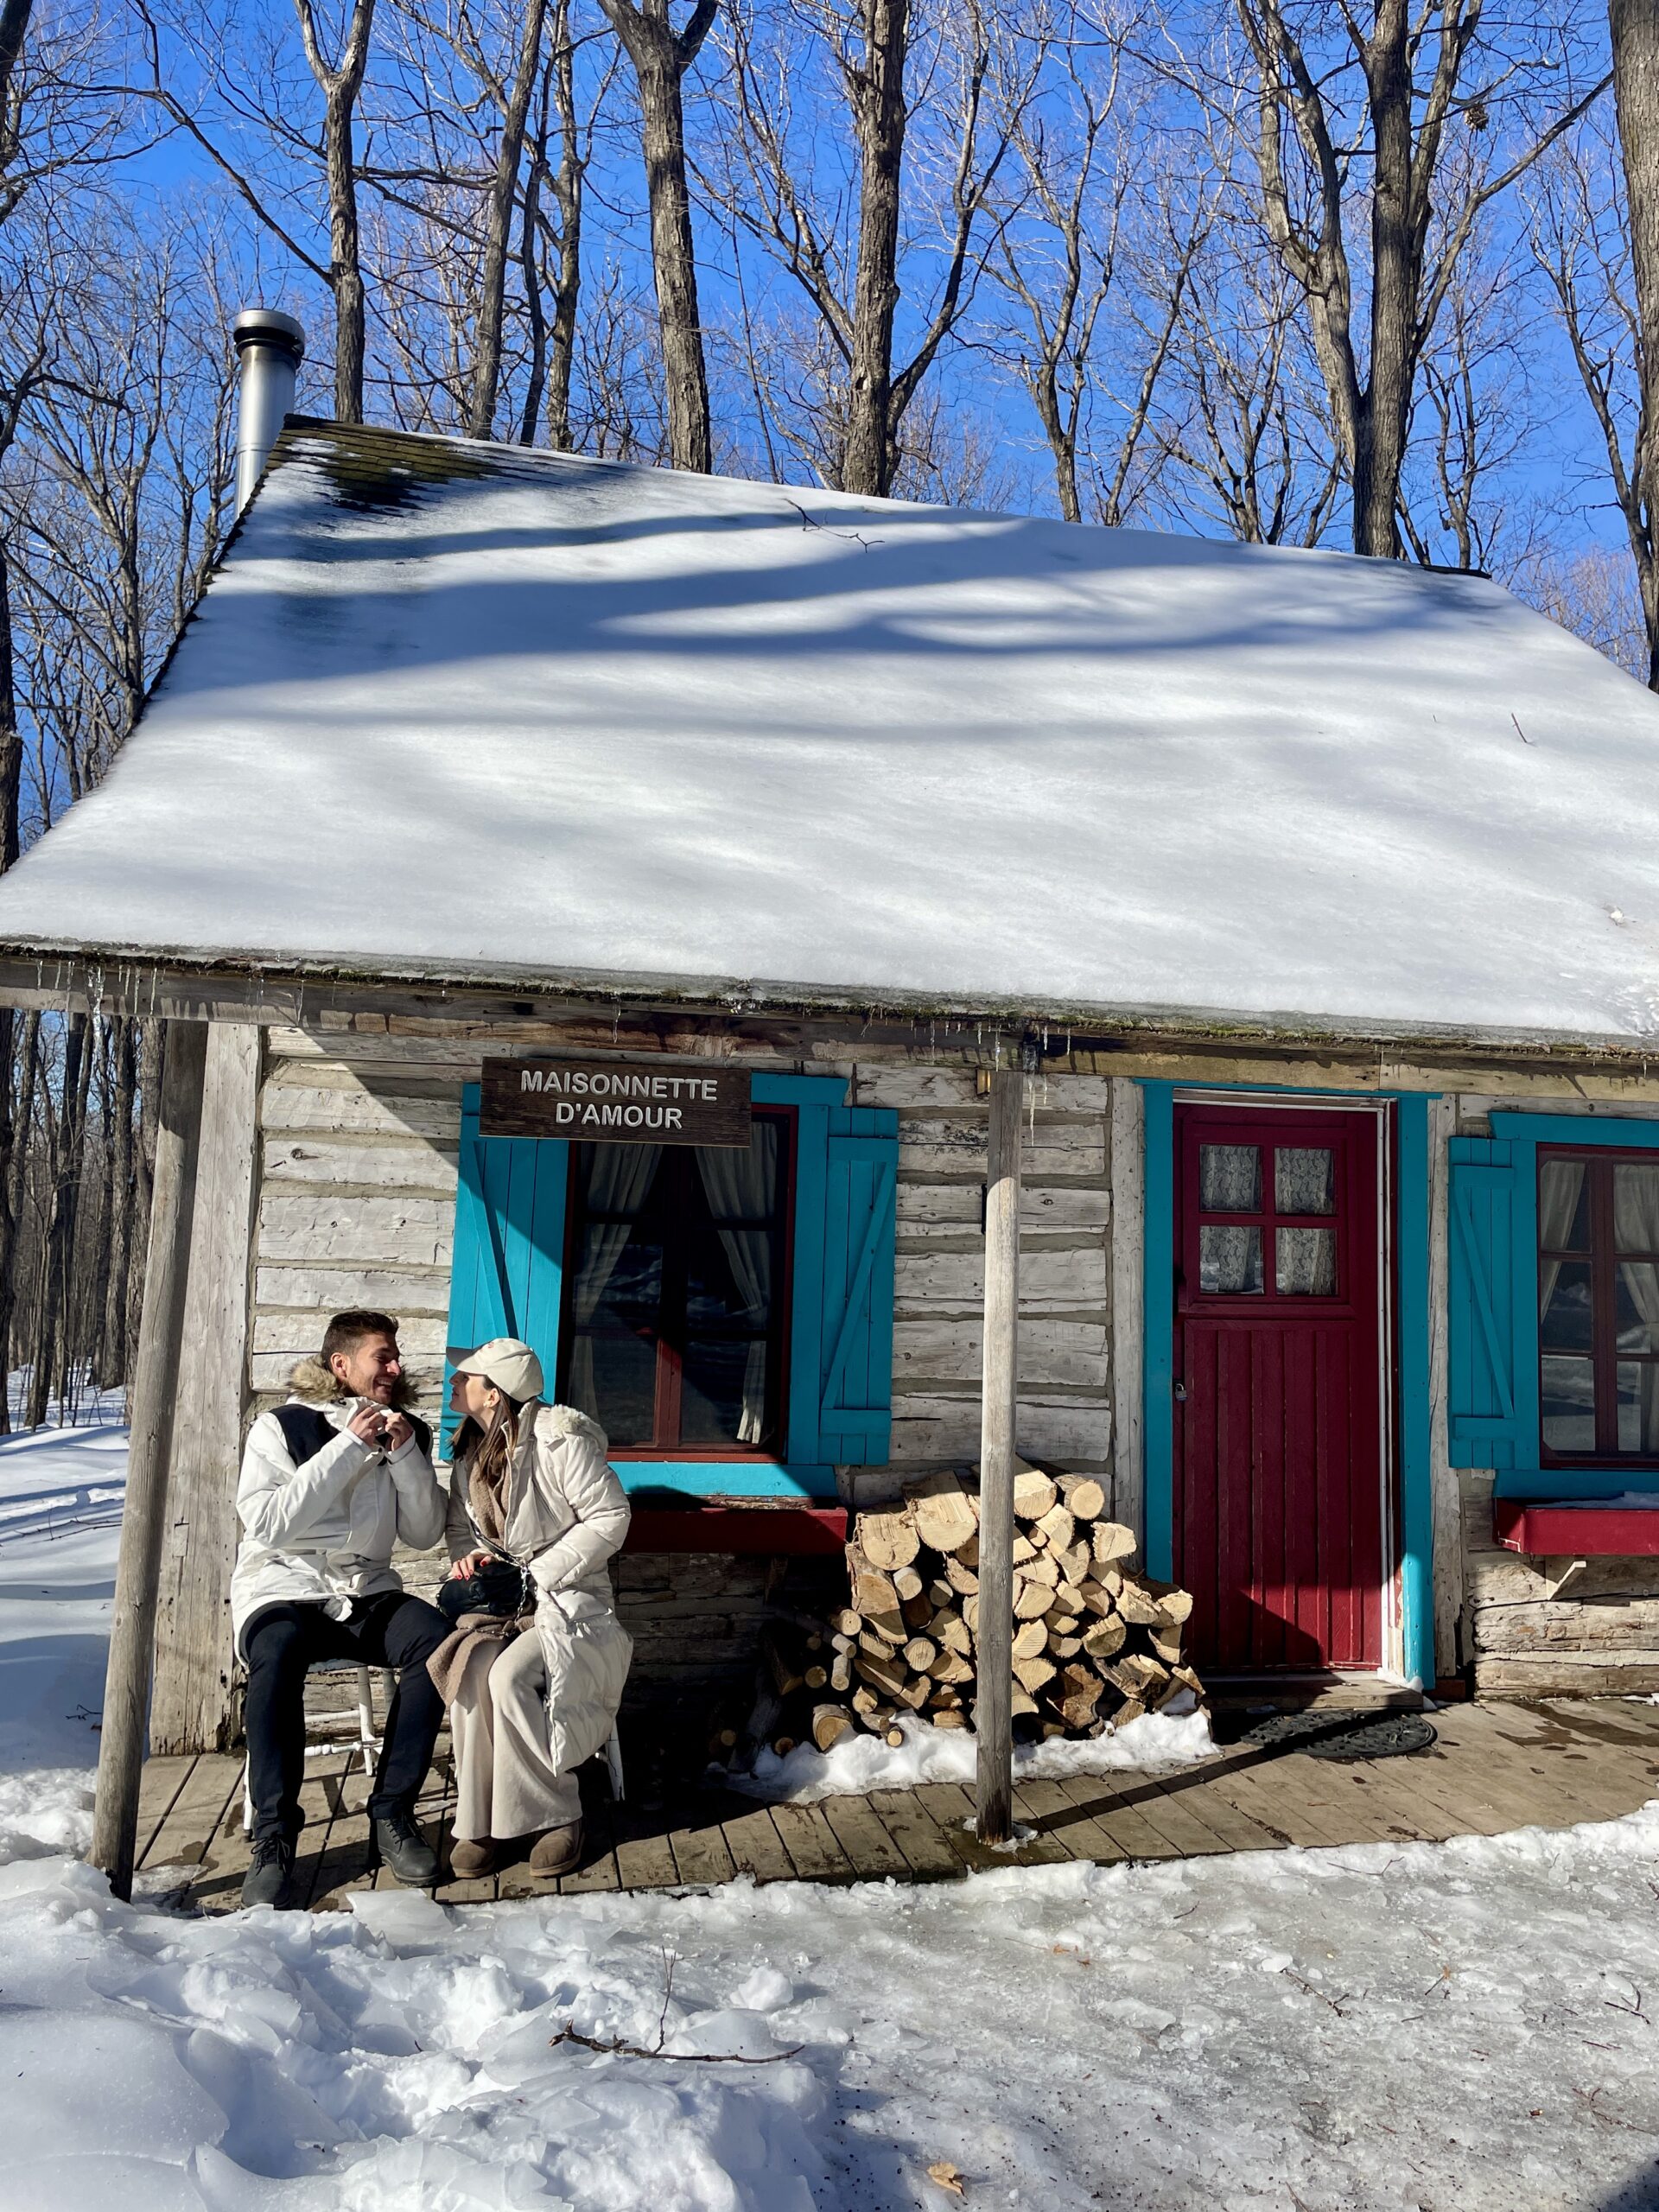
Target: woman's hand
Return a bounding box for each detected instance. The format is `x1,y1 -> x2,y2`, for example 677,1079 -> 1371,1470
449,1550 -> 492,1581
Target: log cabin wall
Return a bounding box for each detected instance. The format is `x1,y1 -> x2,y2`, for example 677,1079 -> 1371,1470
232,1019 -> 1120,1728
170,1006 -> 1659,1738
836,1065 -> 1116,1507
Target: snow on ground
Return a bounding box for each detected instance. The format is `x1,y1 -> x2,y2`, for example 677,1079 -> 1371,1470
0,1414 -> 125,1759
727,1700 -> 1214,1804
4,1421 -> 1659,2209
6,1805 -> 1659,2209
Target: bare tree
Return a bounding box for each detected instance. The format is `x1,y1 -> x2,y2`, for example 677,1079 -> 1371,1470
1154,218 -> 1342,545
136,0 -> 373,422
1599,0 -> 1659,681
447,0 -> 551,438
1535,108 -> 1658,683
707,0 -> 1014,493
982,3 -> 1211,526
1226,1 -> 1608,558
596,0 -> 718,470
519,0 -> 596,448
294,0 -> 378,421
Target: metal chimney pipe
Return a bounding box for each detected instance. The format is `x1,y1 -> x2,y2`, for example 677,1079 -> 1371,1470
232,308 -> 305,515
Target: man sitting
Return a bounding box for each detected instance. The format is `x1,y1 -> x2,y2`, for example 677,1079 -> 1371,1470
231,1308 -> 450,1909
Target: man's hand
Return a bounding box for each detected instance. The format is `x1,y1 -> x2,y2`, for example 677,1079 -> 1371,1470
348,1404 -> 389,1448
378,1409 -> 413,1454
449,1550 -> 492,1581
348,1404 -> 413,1452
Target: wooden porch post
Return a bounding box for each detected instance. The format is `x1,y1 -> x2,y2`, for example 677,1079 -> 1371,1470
975,1063 -> 1023,1845
90,1019 -> 208,1900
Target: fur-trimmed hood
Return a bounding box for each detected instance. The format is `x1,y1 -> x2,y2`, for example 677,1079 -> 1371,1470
288,1354 -> 419,1411
537,1402 -> 607,1450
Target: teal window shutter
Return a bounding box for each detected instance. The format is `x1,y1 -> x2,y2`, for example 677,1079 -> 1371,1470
785,1103 -> 898,1467
1446,1138 -> 1522,1468
442,1083 -> 568,1452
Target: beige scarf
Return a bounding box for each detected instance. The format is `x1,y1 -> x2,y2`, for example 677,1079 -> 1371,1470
427,1422 -> 534,1704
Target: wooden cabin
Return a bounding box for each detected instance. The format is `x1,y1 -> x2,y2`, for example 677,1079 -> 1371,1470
5,416 -> 1659,1811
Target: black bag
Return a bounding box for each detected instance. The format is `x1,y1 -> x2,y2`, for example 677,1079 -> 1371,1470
436,1556 -> 529,1623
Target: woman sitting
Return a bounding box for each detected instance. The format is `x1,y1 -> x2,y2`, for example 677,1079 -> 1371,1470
430,1338 -> 632,1879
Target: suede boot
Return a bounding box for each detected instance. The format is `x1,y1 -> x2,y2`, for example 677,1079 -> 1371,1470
528,1821 -> 584,1878
448,1837 -> 498,1880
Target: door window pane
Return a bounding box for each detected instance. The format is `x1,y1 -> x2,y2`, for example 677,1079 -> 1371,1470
1615,1162 -> 1659,1252
1199,1144 -> 1260,1213
1276,1227 -> 1336,1296
1540,1261 -> 1592,1351
1200,1224 -> 1262,1294
1274,1147 -> 1335,1215
1617,1262 -> 1659,1354
1541,1356 -> 1596,1452
1540,1159 -> 1589,1251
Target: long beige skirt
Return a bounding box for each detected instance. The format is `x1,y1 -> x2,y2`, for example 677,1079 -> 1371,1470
448,1630 -> 582,1843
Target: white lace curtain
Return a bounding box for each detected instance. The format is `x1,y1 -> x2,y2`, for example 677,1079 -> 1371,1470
567,1146 -> 663,1421
696,1123 -> 778,1445
1538,1158 -> 1586,1322
1198,1145 -> 1261,1294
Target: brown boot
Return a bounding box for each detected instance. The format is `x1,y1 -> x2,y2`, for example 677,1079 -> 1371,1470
528,1821 -> 584,1878
448,1837 -> 497,1879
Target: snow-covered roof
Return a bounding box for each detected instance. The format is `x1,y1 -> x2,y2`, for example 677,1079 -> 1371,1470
2,416 -> 1657,1049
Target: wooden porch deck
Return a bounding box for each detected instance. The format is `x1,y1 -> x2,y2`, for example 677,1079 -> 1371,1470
131,1697 -> 1659,1913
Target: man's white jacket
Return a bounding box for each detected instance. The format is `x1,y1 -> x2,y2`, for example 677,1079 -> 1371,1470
231,1357 -> 446,1655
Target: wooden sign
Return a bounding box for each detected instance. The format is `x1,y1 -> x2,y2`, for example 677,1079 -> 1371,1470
480,1058 -> 753,1148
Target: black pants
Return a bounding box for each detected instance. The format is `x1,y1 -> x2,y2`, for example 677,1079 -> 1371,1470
244,1591 -> 451,1844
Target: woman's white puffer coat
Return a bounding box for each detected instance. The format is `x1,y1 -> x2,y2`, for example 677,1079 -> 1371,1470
445,1402 -> 632,1773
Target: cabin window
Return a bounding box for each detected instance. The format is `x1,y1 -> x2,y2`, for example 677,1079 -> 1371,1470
1539,1147 -> 1659,1464
557,1111 -> 792,1456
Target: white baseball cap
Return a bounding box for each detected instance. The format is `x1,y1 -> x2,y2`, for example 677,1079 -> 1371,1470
454,1338 -> 544,1402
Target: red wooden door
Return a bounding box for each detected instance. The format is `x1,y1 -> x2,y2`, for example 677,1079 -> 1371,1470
1173,1105 -> 1383,1672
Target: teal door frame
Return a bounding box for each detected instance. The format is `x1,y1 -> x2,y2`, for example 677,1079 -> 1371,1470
1141,1082 -> 1436,1687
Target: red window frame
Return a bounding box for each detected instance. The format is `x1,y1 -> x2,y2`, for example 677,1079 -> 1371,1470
1537,1143 -> 1659,1469
556,1105 -> 797,1460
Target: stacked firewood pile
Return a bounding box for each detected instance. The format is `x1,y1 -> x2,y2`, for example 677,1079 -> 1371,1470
713,1465 -> 1203,1767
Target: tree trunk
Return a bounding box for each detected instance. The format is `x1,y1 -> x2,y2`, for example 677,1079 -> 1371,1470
639,44 -> 710,471
127,1018 -> 162,1385
325,88 -> 365,422
296,0 -> 377,425
102,1016 -> 136,1387
468,0 -> 548,440
599,0 -> 715,472
1612,0 -> 1659,686
0,533 -> 21,1428
544,0 -> 583,450
84,1019 -> 115,1391
842,0 -> 907,497
28,1013 -> 86,1427
1355,0 -> 1412,558
0,1003 -> 37,1423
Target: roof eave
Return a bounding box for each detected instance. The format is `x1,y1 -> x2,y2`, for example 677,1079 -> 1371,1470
0,931 -> 1656,1068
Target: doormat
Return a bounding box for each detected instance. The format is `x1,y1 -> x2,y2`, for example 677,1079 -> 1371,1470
1217,1710 -> 1439,1761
